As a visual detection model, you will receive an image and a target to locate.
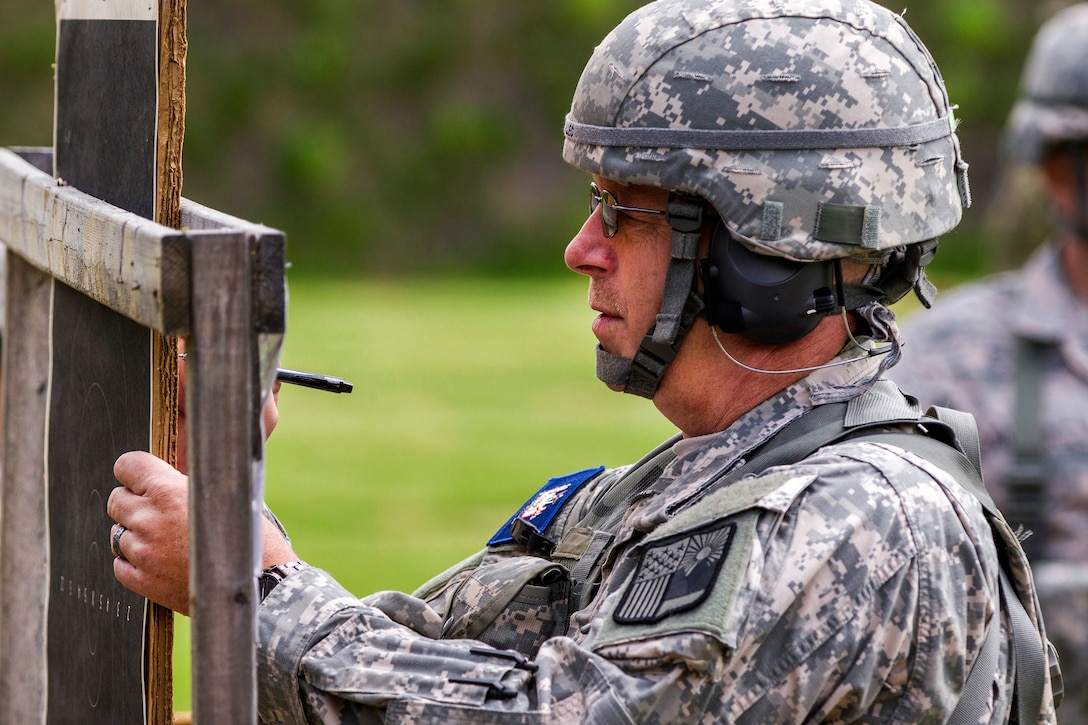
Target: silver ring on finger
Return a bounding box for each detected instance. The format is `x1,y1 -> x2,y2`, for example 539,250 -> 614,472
111,524 -> 128,561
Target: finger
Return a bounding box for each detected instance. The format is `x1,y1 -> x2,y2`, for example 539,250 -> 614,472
113,555 -> 190,616
106,483 -> 133,522
113,450 -> 182,497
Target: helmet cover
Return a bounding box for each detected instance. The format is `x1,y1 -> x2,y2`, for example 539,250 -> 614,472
562,0 -> 970,266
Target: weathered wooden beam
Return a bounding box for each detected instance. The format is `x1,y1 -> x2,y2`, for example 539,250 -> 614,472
0,148 -> 286,337
0,147 -> 187,334
187,232 -> 260,724
0,255 -> 53,724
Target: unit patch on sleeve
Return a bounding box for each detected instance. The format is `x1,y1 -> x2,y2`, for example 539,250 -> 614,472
487,466 -> 605,548
613,519 -> 736,624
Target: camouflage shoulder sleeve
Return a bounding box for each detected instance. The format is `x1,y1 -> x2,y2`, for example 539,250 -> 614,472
258,563 -> 552,723
256,566 -> 362,724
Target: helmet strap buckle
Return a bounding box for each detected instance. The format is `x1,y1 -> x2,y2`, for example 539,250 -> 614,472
665,193 -> 705,233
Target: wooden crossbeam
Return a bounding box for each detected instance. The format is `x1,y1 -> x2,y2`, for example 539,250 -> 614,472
0,148 -> 285,337
0,148 -> 188,334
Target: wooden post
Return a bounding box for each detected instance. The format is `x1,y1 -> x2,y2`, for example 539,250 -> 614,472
0,254 -> 52,723
151,3 -> 187,719
188,233 -> 261,724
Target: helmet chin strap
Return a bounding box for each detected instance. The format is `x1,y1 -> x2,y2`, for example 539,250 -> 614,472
595,292 -> 705,397
595,195 -> 706,399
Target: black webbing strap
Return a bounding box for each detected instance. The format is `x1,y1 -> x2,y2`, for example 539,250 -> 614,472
933,405 -> 985,483
575,435 -> 681,535
566,401 -> 867,581
813,201 -> 882,249
1005,335 -> 1050,560
946,597 -> 1001,725
621,195 -> 707,400
623,293 -> 705,399
554,437 -> 680,610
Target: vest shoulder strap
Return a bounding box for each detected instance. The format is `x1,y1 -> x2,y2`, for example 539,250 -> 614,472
1006,334 -> 1053,560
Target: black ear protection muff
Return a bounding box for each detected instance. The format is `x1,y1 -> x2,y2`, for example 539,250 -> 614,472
700,222 -> 840,345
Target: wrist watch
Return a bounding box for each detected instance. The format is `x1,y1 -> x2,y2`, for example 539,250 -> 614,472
258,560 -> 307,602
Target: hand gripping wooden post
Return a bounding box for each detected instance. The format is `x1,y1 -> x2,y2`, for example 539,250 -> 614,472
0,1 -> 285,722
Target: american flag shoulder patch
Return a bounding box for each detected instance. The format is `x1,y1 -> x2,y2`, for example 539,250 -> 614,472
613,519 -> 736,625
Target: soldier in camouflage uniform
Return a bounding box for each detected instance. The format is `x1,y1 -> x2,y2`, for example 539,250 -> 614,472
891,5 -> 1088,721
108,0 -> 1059,722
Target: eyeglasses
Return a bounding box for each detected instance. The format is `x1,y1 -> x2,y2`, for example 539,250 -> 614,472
588,181 -> 666,238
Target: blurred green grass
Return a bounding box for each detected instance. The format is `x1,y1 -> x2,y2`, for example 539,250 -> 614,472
170,274 -> 678,711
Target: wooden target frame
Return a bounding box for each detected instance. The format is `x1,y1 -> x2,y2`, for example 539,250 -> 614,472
0,1 -> 285,722
0,147 -> 286,723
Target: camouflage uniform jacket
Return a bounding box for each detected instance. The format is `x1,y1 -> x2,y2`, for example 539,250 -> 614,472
257,349 -> 1055,724
892,241 -> 1086,722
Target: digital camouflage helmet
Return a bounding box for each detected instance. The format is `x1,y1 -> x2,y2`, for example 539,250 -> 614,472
1004,3 -> 1088,240
562,0 -> 971,397
1004,3 -> 1088,164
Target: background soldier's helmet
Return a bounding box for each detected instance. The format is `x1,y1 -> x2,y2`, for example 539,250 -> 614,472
1005,3 -> 1088,164
563,0 -> 971,307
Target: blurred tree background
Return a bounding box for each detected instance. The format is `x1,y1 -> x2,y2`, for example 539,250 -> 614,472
0,0 -> 1075,279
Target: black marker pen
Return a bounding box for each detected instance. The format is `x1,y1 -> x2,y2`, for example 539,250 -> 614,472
275,368 -> 354,394
179,353 -> 353,394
